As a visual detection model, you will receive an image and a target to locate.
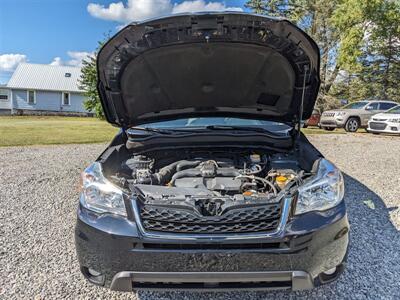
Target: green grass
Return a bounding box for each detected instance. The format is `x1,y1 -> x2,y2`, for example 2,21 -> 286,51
0,116 -> 343,147
0,116 -> 118,147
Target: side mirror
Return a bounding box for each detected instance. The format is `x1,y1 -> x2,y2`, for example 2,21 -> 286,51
365,105 -> 373,110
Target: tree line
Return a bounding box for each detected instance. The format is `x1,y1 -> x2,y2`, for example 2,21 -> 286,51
246,0 -> 400,110
80,0 -> 400,118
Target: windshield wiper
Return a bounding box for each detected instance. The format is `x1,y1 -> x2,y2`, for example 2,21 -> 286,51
128,127 -> 199,135
204,125 -> 286,137
128,127 -> 175,134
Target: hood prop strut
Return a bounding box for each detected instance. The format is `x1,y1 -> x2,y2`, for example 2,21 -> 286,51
296,65 -> 310,140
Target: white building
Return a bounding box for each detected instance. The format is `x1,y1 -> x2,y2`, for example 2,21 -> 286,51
3,63 -> 89,115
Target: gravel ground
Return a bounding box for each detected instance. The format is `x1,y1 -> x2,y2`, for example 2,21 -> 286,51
1,134 -> 399,299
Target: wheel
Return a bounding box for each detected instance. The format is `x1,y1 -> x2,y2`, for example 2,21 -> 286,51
303,123 -> 308,128
323,127 -> 335,131
345,117 -> 360,132
372,132 -> 380,135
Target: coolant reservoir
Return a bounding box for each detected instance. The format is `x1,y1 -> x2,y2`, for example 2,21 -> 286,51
275,175 -> 289,190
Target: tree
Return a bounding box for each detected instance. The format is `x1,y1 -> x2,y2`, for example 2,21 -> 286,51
332,0 -> 400,102
79,40 -> 108,118
245,0 -> 400,107
245,0 -> 342,109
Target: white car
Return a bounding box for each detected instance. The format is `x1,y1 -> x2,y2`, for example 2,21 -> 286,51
367,105 -> 400,134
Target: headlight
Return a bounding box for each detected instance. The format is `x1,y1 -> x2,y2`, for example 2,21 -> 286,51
388,118 -> 400,123
296,159 -> 344,215
80,162 -> 127,216
335,112 -> 346,117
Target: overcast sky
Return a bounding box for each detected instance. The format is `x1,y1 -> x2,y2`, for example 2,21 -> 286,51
0,0 -> 249,83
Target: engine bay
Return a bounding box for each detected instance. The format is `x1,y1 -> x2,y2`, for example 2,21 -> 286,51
112,149 -> 307,218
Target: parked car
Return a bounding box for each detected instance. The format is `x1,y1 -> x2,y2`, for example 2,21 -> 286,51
75,13 -> 349,292
303,108 -> 321,128
320,100 -> 398,132
367,105 -> 400,134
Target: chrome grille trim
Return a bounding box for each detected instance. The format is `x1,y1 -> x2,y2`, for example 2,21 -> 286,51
142,218 -> 280,234
140,204 -> 281,223
130,196 -> 292,241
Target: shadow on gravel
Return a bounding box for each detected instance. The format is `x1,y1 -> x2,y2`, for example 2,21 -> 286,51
135,174 -> 400,300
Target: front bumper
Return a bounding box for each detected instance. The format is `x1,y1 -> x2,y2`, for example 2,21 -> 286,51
110,270 -> 315,291
368,121 -> 400,134
75,200 -> 349,292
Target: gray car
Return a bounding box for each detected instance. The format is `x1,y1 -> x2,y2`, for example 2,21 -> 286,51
320,100 -> 398,132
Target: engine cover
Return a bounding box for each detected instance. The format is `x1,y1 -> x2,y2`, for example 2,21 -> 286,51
174,176 -> 242,192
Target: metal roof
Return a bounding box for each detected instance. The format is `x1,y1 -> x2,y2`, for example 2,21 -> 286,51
7,63 -> 83,93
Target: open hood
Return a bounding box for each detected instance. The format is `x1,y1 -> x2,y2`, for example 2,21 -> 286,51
97,12 -> 320,128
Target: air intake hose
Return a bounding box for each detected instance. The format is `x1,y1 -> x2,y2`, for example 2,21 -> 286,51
137,160 -> 201,185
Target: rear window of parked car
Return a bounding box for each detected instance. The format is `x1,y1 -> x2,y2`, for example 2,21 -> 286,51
368,102 -> 380,110
379,102 -> 397,110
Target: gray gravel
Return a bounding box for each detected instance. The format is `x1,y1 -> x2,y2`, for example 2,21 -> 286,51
1,134 -> 399,299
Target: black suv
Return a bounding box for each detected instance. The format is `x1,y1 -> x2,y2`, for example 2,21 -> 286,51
75,13 -> 349,292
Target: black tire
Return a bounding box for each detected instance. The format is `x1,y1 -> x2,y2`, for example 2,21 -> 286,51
372,132 -> 380,135
345,117 -> 360,132
303,124 -> 308,128
323,127 -> 335,131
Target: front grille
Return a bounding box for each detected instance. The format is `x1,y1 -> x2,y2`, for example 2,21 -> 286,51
323,112 -> 335,117
132,281 -> 292,290
369,122 -> 387,130
137,242 -> 281,250
372,118 -> 387,121
139,203 -> 282,234
133,233 -> 312,253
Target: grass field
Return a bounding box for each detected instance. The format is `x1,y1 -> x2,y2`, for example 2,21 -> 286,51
0,116 -> 118,147
0,116 -> 341,147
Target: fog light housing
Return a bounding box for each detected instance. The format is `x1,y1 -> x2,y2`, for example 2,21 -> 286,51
88,268 -> 102,277
317,264 -> 345,285
82,266 -> 105,286
323,267 -> 337,275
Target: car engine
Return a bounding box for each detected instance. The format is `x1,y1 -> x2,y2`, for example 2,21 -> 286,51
118,150 -> 302,199
111,149 -> 305,233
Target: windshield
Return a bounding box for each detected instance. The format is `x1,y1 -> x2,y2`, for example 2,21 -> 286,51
342,101 -> 368,109
141,117 -> 291,133
385,105 -> 400,114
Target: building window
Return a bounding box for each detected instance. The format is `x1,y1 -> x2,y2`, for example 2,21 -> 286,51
0,89 -> 8,101
62,92 -> 70,105
27,90 -> 36,104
